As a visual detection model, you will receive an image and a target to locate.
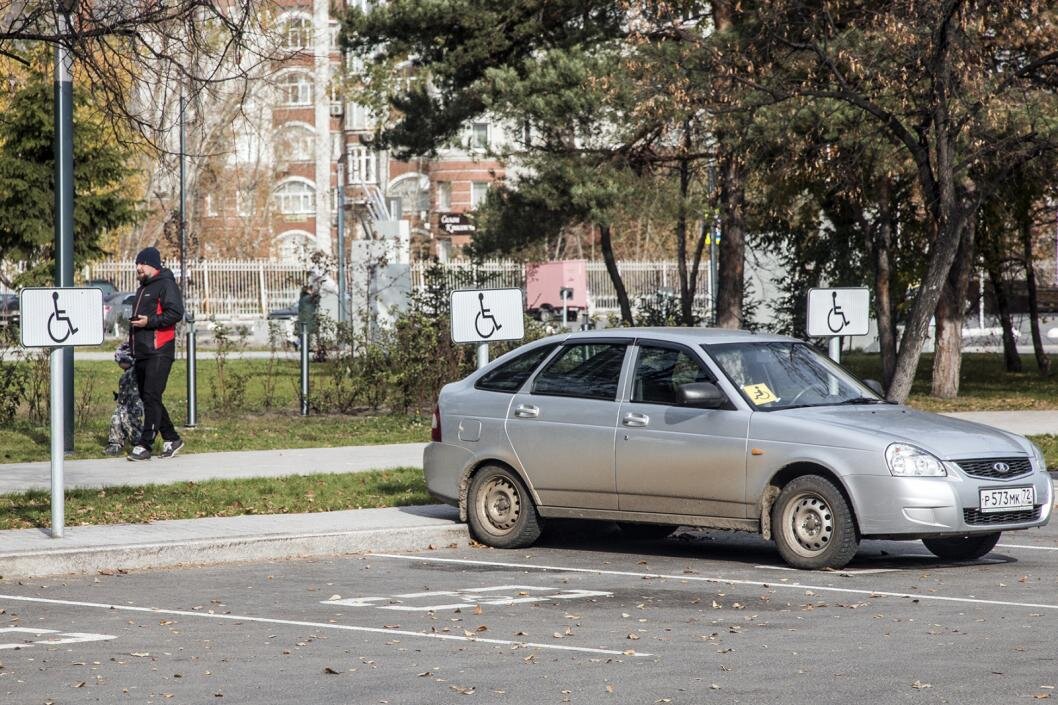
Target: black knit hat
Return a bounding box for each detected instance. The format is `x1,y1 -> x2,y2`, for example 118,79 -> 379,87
135,246 -> 162,270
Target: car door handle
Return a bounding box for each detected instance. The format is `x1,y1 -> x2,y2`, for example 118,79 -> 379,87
622,413 -> 649,427
514,404 -> 540,418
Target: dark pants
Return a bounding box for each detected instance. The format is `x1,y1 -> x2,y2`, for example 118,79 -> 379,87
135,355 -> 179,448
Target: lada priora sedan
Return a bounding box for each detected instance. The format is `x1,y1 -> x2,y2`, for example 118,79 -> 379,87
424,328 -> 1052,569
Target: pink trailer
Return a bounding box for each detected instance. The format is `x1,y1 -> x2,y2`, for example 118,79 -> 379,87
524,260 -> 589,322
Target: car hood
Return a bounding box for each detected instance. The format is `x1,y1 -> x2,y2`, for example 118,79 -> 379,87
764,405 -> 1029,459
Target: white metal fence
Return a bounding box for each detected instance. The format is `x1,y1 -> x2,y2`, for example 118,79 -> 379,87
2,258 -> 711,318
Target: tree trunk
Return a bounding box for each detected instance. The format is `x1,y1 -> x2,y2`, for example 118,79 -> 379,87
600,223 -> 633,325
676,148 -> 692,326
867,181 -> 897,389
1019,206 -> 1051,375
715,146 -> 746,329
931,217 -> 975,398
985,262 -> 1022,372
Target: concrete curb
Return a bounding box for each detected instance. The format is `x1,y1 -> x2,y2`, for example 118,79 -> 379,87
0,524 -> 472,580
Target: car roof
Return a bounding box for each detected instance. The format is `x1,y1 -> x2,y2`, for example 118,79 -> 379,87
544,327 -> 798,346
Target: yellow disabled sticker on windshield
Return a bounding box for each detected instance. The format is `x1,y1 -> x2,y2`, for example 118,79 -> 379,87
743,383 -> 779,405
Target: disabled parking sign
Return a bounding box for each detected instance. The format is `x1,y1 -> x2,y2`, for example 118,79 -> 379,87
807,287 -> 869,338
20,287 -> 105,348
451,288 -> 525,344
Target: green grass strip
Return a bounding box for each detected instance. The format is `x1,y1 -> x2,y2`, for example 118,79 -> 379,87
0,467 -> 431,530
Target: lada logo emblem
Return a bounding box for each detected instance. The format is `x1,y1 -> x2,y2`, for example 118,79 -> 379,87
992,462 -> 1010,473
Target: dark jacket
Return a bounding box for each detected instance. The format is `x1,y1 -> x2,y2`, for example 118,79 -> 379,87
129,268 -> 184,358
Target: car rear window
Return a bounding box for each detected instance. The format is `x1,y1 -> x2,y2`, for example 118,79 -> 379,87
475,344 -> 558,393
532,343 -> 627,400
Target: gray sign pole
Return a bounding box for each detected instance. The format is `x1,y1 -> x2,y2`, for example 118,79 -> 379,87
54,7 -> 75,452
179,90 -> 198,428
49,347 -> 64,537
476,343 -> 488,369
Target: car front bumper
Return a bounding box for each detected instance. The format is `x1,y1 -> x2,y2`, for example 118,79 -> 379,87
845,470 -> 1054,539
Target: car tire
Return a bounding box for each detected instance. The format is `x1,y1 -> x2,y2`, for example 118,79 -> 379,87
921,532 -> 1001,561
772,475 -> 859,570
537,308 -> 552,323
467,465 -> 542,549
617,522 -> 677,541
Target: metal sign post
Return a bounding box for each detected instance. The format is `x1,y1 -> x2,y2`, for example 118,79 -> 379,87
806,287 -> 871,363
20,287 -> 104,538
54,10 -> 75,451
451,288 -> 526,369
560,287 -> 573,329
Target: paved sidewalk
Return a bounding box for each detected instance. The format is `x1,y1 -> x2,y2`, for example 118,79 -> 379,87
944,410 -> 1058,436
0,505 -> 468,580
0,443 -> 428,494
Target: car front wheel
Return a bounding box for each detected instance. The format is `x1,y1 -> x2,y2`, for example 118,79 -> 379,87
772,475 -> 859,570
467,465 -> 542,549
921,532 -> 1001,561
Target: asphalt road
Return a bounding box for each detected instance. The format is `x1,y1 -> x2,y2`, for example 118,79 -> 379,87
2,520 -> 1057,705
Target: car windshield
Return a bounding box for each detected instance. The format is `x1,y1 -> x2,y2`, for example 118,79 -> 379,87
704,341 -> 883,411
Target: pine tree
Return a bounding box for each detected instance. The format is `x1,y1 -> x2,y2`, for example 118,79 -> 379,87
0,57 -> 140,286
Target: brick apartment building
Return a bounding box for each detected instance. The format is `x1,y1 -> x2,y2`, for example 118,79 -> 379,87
192,0 -> 506,263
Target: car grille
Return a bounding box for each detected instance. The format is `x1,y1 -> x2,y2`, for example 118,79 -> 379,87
955,457 -> 1033,480
963,506 -> 1043,526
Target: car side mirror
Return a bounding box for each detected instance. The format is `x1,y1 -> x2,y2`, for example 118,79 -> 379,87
678,382 -> 726,409
863,379 -> 885,396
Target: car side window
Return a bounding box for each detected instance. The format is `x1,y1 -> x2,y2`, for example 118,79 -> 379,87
532,343 -> 627,400
476,344 -> 558,393
631,345 -> 714,405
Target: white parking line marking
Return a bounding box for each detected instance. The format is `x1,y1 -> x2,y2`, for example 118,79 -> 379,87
0,627 -> 116,650
370,554 -> 1058,612
0,594 -> 649,658
325,585 -> 613,611
998,542 -> 1058,551
754,565 -> 901,575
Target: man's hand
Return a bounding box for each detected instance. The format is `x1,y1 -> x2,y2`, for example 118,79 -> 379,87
131,315 -> 149,328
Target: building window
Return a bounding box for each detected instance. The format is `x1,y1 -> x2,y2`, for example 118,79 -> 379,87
329,21 -> 340,50
275,231 -> 314,263
276,71 -> 313,106
345,102 -> 375,132
470,122 -> 490,150
276,123 -> 315,163
279,15 -> 312,50
471,181 -> 489,209
274,180 -> 316,215
346,144 -> 379,184
236,188 -> 255,217
204,193 -> 218,217
436,181 -> 451,211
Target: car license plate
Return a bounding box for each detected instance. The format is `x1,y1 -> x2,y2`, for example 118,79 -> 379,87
979,486 -> 1035,513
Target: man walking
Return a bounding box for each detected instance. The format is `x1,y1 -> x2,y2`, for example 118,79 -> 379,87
127,246 -> 185,461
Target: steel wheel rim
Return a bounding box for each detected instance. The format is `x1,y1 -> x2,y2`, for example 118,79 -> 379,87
781,491 -> 834,557
477,476 -> 521,534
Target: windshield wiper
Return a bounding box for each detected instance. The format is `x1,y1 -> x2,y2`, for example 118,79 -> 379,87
833,397 -> 890,405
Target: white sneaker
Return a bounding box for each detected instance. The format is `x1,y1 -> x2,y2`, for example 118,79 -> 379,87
127,445 -> 151,461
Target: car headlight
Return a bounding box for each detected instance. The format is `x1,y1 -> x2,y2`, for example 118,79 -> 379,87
1031,442 -> 1047,472
885,443 -> 947,477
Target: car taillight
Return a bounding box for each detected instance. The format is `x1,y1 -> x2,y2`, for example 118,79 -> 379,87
431,404 -> 442,442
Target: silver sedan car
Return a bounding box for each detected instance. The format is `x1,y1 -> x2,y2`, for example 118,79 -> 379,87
424,328 -> 1052,570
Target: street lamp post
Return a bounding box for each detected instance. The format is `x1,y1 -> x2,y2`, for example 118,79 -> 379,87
336,160 -> 347,325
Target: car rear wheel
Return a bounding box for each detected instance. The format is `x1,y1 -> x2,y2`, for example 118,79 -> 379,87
617,522 -> 677,541
772,475 -> 859,570
921,532 -> 1001,561
467,465 -> 542,549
